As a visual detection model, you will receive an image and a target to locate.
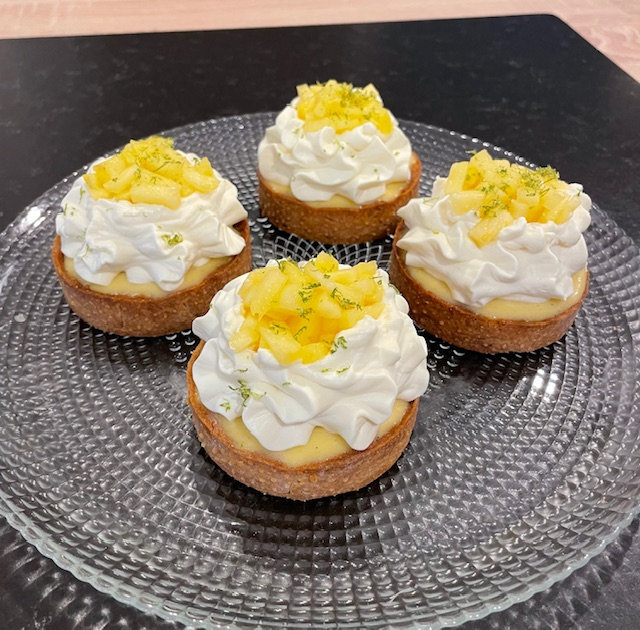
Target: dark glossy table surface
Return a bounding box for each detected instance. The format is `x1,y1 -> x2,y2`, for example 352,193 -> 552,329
1,15 -> 639,629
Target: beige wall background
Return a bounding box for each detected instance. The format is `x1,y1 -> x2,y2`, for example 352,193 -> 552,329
1,0 -> 639,81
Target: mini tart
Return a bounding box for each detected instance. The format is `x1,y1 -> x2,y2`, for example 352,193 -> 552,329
389,223 -> 589,354
187,341 -> 419,500
52,220 -> 251,337
258,153 -> 421,244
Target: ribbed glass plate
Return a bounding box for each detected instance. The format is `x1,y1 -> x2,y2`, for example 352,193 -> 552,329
0,113 -> 639,629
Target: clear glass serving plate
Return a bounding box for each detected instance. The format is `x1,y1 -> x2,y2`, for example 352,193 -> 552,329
0,113 -> 639,629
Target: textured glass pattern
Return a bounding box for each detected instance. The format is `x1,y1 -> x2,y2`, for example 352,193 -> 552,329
0,113 -> 639,628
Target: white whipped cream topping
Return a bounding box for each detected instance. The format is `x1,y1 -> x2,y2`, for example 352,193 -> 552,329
55,158 -> 248,292
192,266 -> 429,452
397,177 -> 591,306
257,101 -> 412,205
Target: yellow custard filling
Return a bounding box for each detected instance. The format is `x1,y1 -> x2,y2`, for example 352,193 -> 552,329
64,255 -> 230,297
408,264 -> 587,321
267,179 -> 407,208
220,400 -> 409,466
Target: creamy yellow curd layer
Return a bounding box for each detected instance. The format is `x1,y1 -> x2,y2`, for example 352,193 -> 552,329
63,255 -> 230,297
219,400 -> 409,467
266,154 -> 418,209
408,265 -> 587,321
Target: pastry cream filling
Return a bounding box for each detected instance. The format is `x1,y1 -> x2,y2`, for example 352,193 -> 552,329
219,400 -> 408,466
266,179 -> 407,208
63,255 -> 230,297
408,263 -> 587,321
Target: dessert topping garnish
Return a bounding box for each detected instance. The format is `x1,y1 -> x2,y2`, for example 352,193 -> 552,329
296,80 -> 393,134
230,253 -> 385,365
443,149 -> 582,246
83,136 -> 219,209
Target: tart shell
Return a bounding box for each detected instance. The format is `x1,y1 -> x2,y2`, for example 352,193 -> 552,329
389,223 -> 589,354
187,341 -> 419,500
258,153 -> 421,244
51,220 -> 252,337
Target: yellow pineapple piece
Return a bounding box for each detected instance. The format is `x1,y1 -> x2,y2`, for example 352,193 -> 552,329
259,322 -> 301,365
363,302 -> 385,319
326,267 -> 358,285
130,184 -> 181,209
509,199 -> 530,220
313,292 -> 343,319
540,188 -> 580,224
444,162 -> 467,194
194,157 -> 214,176
463,163 -> 482,190
354,261 -> 378,278
310,251 -> 340,274
469,209 -> 514,247
183,166 -> 219,193
103,164 -> 138,195
468,149 -> 493,170
94,154 -> 126,182
449,191 -> 485,215
246,269 -> 288,319
296,80 -> 393,135
297,342 -> 330,364
230,314 -> 260,353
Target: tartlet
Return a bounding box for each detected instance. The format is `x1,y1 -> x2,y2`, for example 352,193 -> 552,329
390,150 -> 591,354
187,252 -> 429,500
257,80 -> 421,244
52,136 -> 251,337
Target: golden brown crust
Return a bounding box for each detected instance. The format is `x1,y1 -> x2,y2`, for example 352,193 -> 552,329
258,152 -> 421,244
389,223 -> 588,354
186,342 -> 419,500
51,220 -> 252,337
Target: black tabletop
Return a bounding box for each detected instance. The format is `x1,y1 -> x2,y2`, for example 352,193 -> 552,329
1,14 -> 639,629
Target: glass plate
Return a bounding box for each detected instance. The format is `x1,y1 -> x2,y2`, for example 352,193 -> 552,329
0,113 -> 639,629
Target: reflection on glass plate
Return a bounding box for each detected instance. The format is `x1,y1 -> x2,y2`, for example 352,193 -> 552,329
0,113 -> 639,629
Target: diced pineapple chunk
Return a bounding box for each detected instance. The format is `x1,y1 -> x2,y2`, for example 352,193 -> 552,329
230,314 -> 260,353
468,149 -> 493,170
246,269 -> 287,319
444,162 -> 467,194
313,292 -> 343,319
312,251 -> 340,273
130,184 -> 181,209
103,164 -> 138,194
183,166 -> 218,193
449,191 -> 485,215
297,342 -> 330,364
259,323 -> 301,365
82,136 -> 219,209
469,209 -> 514,247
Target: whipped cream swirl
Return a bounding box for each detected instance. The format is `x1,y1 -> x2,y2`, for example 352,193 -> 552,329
192,267 -> 429,452
397,177 -> 591,307
258,102 -> 412,205
56,159 -> 247,292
